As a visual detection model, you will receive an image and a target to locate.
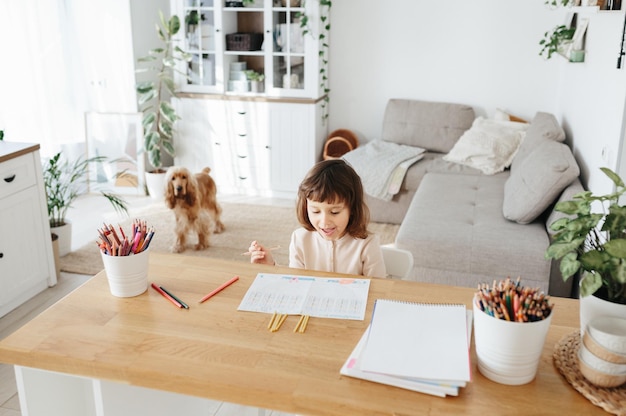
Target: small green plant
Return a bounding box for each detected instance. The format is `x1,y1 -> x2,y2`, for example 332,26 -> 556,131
136,11 -> 191,172
546,167 -> 626,305
185,10 -> 204,27
245,69 -> 265,82
43,152 -> 128,228
539,24 -> 575,59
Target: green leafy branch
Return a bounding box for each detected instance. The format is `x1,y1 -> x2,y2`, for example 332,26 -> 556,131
297,0 -> 332,121
43,152 -> 128,228
546,168 -> 626,304
539,24 -> 575,60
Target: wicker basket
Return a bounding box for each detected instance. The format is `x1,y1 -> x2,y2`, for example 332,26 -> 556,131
226,33 -> 263,51
323,129 -> 359,160
323,137 -> 353,160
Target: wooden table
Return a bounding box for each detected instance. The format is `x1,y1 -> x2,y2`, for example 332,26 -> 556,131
0,253 -> 603,415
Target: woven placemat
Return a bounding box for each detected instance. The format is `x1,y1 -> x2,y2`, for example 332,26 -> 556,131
553,331 -> 626,415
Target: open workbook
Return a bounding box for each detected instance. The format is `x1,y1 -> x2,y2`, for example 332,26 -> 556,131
340,299 -> 473,397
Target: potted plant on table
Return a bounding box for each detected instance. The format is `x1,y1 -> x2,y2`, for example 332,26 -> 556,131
43,152 -> 128,256
545,167 -> 626,328
135,11 -> 190,199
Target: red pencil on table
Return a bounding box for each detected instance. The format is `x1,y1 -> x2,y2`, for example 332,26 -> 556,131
198,276 -> 239,303
151,283 -> 183,308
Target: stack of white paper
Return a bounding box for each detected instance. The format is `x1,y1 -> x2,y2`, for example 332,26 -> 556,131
340,299 -> 473,397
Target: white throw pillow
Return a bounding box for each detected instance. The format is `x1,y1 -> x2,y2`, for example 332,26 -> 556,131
443,117 -> 528,175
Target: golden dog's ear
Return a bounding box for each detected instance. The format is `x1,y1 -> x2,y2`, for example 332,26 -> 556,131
184,174 -> 197,207
164,170 -> 176,208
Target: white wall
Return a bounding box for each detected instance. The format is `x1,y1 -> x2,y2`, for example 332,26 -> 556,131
129,0 -> 170,92
556,11 -> 626,195
327,0 -> 626,195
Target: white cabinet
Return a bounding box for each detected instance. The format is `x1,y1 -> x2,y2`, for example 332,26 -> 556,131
267,100 -> 325,194
173,96 -> 326,198
171,0 -> 325,99
170,0 -> 329,198
0,143 -> 56,318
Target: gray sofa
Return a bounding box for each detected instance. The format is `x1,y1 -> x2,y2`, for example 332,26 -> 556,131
364,99 -> 582,297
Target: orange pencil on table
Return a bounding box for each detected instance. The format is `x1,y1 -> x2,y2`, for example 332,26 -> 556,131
198,276 -> 239,303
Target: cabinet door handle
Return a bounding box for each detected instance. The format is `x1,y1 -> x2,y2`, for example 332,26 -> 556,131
0,252 -> 3,258
237,155 -> 247,159
237,111 -> 246,115
265,145 -> 270,149
3,174 -> 16,183
238,176 -> 247,180
238,133 -> 247,138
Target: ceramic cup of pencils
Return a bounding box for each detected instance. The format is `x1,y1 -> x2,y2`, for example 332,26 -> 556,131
473,277 -> 554,385
98,220 -> 155,298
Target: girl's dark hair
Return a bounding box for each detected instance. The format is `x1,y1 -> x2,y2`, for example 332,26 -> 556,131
295,159 -> 370,239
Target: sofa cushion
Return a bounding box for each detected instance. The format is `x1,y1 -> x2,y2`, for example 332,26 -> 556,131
395,172 -> 550,292
443,117 -> 528,175
510,112 -> 566,173
381,99 -> 475,153
503,141 -> 579,224
367,152 -> 487,224
494,108 -> 528,124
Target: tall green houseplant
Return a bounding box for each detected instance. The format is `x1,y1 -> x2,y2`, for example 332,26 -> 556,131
546,167 -> 626,305
136,12 -> 190,172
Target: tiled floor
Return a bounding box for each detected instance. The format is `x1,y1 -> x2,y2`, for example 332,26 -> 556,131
0,192 -> 295,416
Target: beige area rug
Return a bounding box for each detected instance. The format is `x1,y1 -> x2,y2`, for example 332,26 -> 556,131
60,202 -> 400,275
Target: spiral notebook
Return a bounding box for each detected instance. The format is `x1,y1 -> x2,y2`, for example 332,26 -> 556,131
340,299 -> 471,394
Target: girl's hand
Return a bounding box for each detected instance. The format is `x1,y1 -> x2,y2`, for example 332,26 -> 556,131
248,240 -> 275,265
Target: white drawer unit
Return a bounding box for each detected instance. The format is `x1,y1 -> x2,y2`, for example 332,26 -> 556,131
173,96 -> 326,199
0,142 -> 57,318
0,152 -> 37,199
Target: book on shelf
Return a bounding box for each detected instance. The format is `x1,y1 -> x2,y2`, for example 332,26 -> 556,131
340,299 -> 473,397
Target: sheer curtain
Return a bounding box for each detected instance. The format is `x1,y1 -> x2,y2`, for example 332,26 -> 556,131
0,0 -> 136,158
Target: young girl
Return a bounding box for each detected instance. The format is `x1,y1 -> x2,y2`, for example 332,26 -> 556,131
248,159 -> 386,278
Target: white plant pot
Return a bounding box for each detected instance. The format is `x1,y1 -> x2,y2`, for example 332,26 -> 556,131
51,221 -> 72,257
145,171 -> 167,201
580,292 -> 626,335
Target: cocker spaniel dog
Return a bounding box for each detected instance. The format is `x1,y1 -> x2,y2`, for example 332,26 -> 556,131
164,166 -> 225,253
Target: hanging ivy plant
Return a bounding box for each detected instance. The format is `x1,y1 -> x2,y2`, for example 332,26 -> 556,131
544,0 -> 575,8
539,24 -> 576,59
297,0 -> 332,122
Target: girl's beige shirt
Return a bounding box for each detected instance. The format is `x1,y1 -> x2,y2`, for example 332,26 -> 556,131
288,227 -> 386,278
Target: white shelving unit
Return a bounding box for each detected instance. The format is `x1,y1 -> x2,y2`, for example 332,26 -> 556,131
171,0 -> 324,99
170,0 -> 329,198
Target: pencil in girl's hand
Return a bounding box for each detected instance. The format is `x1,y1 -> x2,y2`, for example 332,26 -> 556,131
241,245 -> 281,256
